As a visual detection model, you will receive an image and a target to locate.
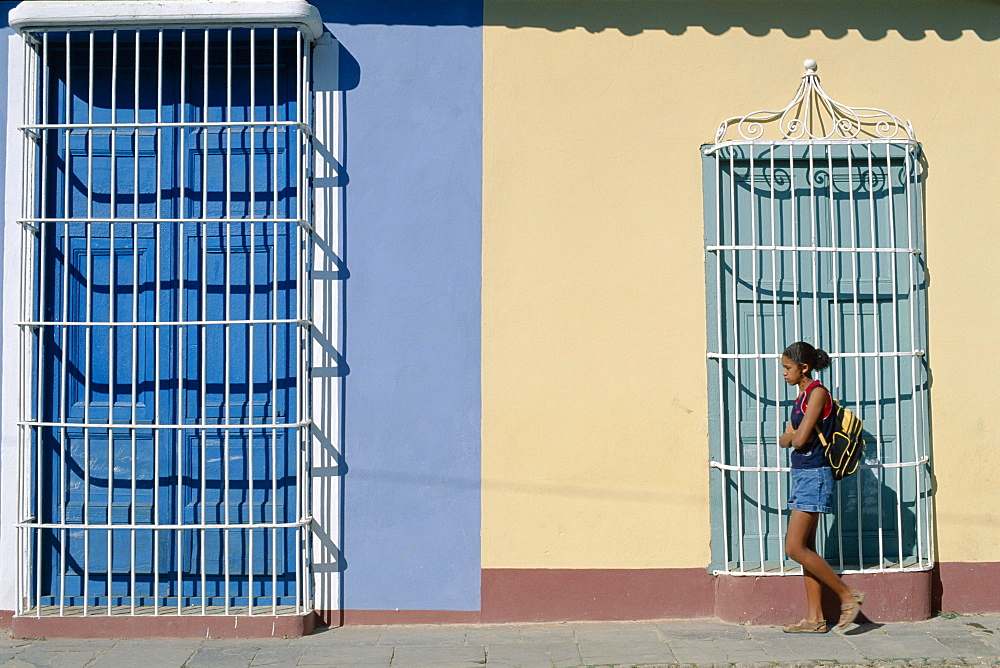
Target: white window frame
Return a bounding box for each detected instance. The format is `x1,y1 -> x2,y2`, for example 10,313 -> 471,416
0,0 -> 342,620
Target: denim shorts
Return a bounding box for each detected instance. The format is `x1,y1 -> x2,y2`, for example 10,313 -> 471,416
788,466 -> 834,514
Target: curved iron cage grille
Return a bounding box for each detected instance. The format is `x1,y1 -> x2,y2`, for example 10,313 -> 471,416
703,63 -> 932,576
15,26 -> 316,616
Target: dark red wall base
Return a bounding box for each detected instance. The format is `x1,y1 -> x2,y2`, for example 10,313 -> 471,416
323,563 -> 999,626
321,609 -> 481,626
9,612 -> 315,639
714,570 -> 932,625
481,568 -> 715,623
4,562 -> 997,635
935,562 -> 1000,614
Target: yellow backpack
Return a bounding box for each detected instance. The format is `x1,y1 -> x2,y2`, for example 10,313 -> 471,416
814,402 -> 865,480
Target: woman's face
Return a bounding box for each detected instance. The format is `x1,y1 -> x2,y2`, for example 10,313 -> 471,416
781,355 -> 809,386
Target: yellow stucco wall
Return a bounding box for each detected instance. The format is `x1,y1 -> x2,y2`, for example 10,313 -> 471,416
482,2 -> 1000,569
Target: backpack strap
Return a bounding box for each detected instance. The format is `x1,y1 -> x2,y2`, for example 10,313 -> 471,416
803,380 -> 833,420
805,381 -> 834,448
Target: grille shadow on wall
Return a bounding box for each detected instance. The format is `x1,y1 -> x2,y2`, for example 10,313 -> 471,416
701,60 -> 932,577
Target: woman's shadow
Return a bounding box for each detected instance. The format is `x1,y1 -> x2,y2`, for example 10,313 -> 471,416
818,459 -> 920,634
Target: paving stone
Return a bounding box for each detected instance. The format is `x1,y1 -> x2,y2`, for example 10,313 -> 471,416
297,643 -> 393,667
389,644 -> 487,667
300,625 -> 383,646
0,650 -> 23,663
483,642 -> 580,668
977,634 -> 1000,653
576,638 -> 675,665
934,635 -> 1000,658
375,625 -> 467,647
4,650 -> 102,668
844,632 -> 959,661
185,643 -> 263,667
654,620 -> 752,642
517,624 -> 579,643
752,632 -> 866,663
664,637 -> 771,664
25,638 -> 118,652
0,635 -> 33,649
251,644 -> 303,666
89,639 -> 199,667
572,622 -> 663,644
462,625 -> 524,645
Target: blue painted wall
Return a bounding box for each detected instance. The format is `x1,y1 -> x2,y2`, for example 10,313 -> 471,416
314,1 -> 484,611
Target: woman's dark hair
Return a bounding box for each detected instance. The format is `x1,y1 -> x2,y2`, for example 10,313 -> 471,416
783,341 -> 830,372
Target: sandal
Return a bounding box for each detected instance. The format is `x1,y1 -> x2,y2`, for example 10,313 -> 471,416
838,589 -> 866,627
783,619 -> 827,633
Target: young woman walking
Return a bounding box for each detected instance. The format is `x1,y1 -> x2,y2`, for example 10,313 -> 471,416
779,341 -> 865,633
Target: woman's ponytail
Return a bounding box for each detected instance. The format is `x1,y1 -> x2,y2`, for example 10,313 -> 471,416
783,341 -> 830,372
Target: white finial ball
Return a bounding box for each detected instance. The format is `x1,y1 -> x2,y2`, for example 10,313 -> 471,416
804,59 -> 818,72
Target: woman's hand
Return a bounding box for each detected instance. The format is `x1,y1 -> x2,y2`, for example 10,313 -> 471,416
781,386 -> 829,450
779,422 -> 795,448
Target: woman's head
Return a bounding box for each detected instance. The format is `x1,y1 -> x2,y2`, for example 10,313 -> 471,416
781,341 -> 830,384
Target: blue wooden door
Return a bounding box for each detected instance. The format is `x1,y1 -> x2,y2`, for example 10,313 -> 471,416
705,142 -> 928,573
34,29 -> 303,610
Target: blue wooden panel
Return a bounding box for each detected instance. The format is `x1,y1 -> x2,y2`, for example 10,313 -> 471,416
704,142 -> 927,572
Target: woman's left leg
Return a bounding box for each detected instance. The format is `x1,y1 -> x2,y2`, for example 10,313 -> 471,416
786,510 -> 854,616
801,515 -> 824,622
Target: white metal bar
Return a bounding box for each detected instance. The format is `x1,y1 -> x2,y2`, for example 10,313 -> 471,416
905,146 -> 928,567
294,28 -> 304,612
83,29 -> 95,617
727,148 -> 746,573
844,145 -> 865,570
768,147 -> 785,575
715,563 -> 932,576
747,147 -> 766,570
789,148 -> 800,341
808,145 -> 819,367
825,142 -> 846,572
20,216 -> 309,226
707,350 -> 924,360
271,27 -> 279,614
129,31 -> 141,617
199,29 -> 209,616
152,26 -> 164,617
177,27 -> 188,616
223,27 -> 234,616
301,29 -> 313,612
885,146 -> 905,569
865,143 -> 886,569
58,30 -> 74,613
713,150 -> 730,572
706,244 -> 919,254
20,420 -> 309,430
35,33 -> 50,618
17,518 -> 314,531
248,26 -> 257,616
710,457 -> 928,473
23,119 -> 309,131
21,317 -> 304,327
18,35 -> 35,613
706,137 -> 920,154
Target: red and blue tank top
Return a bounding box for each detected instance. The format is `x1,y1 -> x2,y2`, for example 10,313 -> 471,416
790,380 -> 836,469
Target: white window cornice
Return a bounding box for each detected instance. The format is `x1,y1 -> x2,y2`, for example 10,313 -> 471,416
9,0 -> 325,40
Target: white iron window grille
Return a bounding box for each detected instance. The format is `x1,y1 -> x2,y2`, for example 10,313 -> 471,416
702,61 -> 932,576
13,19 -> 318,617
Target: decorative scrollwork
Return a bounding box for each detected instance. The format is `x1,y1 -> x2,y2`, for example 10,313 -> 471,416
712,60 -> 916,146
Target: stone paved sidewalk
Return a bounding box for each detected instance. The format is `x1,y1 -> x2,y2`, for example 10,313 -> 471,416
2,614 -> 1000,667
